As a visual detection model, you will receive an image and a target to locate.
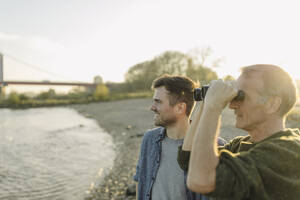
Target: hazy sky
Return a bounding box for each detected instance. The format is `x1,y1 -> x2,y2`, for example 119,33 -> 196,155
0,0 -> 299,83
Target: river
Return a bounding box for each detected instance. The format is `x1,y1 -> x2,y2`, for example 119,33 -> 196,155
0,107 -> 116,200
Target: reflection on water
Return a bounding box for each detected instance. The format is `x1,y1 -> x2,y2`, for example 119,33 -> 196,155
0,108 -> 115,200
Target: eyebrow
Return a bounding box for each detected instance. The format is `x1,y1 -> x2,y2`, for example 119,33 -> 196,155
154,98 -> 162,103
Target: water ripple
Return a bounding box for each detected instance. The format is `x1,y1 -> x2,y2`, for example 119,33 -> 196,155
0,108 -> 115,200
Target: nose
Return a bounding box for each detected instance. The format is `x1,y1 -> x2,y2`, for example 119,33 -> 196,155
150,104 -> 156,112
229,99 -> 240,110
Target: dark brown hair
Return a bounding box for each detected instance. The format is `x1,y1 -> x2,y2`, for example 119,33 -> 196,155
152,74 -> 197,116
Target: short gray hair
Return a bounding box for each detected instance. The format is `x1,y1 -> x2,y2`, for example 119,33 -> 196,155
241,64 -> 298,117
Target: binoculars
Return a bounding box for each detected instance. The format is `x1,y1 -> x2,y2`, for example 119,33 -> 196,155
194,85 -> 245,101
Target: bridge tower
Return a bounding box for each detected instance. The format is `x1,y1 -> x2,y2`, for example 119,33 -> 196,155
0,53 -> 3,83
0,52 -> 4,95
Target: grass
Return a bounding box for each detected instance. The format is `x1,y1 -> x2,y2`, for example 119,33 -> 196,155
0,91 -> 153,109
109,91 -> 153,101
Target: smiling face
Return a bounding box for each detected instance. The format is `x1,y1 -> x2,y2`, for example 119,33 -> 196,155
229,72 -> 269,132
150,86 -> 178,127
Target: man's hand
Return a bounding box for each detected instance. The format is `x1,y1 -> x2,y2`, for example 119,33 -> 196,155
204,79 -> 238,113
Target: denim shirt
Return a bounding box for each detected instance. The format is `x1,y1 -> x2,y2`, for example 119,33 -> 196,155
134,127 -> 226,200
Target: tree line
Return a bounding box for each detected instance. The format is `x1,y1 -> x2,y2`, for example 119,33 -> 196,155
108,48 -> 234,93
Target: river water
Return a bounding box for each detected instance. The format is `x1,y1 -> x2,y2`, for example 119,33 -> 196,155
0,107 -> 116,200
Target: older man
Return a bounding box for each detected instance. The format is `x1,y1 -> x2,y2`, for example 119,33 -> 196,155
178,64 -> 300,199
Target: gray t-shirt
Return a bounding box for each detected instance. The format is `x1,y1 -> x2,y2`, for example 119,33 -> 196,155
151,136 -> 187,200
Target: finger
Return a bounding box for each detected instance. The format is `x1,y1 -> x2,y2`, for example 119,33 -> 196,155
226,81 -> 238,99
210,79 -> 224,91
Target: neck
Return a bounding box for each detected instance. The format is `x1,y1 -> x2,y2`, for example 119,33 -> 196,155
166,116 -> 189,139
248,116 -> 285,142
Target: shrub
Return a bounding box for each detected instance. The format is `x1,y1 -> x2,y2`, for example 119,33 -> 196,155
7,92 -> 20,104
93,84 -> 110,101
36,89 -> 56,100
109,91 -> 153,101
19,94 -> 29,101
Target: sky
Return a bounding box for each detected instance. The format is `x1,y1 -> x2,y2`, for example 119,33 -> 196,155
0,0 -> 299,84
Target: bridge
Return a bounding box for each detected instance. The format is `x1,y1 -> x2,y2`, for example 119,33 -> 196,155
1,81 -> 96,87
0,52 -> 97,92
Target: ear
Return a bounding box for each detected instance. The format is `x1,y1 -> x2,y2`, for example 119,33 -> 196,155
264,96 -> 282,114
175,102 -> 187,115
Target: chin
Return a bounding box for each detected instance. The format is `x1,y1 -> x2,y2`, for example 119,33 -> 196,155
235,121 -> 244,130
236,123 -> 250,132
154,121 -> 162,127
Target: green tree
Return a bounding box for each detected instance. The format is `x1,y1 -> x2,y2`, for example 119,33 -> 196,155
37,89 -> 56,100
8,91 -> 20,104
186,47 -> 219,85
125,61 -> 153,91
93,84 -> 109,101
124,49 -> 220,91
186,62 -> 218,85
19,93 -> 29,101
125,51 -> 191,91
223,75 -> 235,81
0,86 -> 6,101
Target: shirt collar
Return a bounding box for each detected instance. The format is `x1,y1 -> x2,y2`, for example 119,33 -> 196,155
155,127 -> 166,143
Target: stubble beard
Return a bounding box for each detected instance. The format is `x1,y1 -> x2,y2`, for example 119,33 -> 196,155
154,114 -> 177,127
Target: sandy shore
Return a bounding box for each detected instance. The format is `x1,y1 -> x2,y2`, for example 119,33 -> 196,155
68,98 -> 299,200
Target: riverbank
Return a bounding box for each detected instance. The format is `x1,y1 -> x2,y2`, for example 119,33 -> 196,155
69,98 -> 300,200
69,98 -> 155,200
